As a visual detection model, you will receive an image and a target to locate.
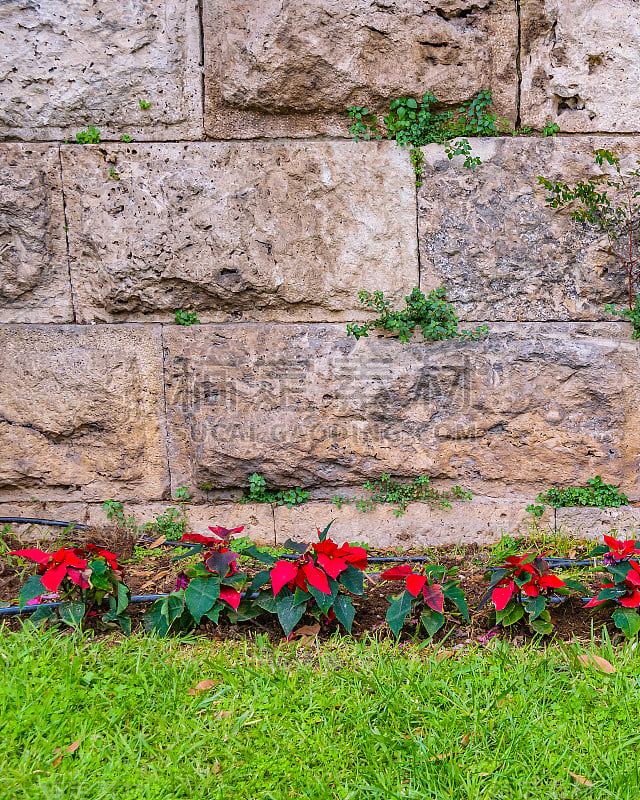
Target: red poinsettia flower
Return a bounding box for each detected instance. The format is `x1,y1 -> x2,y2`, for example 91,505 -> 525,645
85,544 -> 119,570
312,537 -> 367,578
504,554 -> 538,578
521,573 -> 566,597
586,560 -> 640,608
10,547 -> 88,592
270,555 -> 331,597
603,535 -> 640,561
380,565 -> 444,612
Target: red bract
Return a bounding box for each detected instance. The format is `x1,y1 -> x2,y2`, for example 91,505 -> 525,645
10,547 -> 88,591
209,525 -> 244,539
380,565 -> 412,581
85,544 -> 119,570
182,533 -> 223,546
489,555 -> 566,611
271,561 -> 299,596
492,582 -> 516,611
219,586 -> 241,610
313,536 -> 367,576
270,554 -> 332,597
586,560 -> 640,608
381,565 -> 444,612
603,535 -> 640,561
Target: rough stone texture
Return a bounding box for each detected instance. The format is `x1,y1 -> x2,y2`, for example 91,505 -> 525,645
556,506 -> 640,540
163,322 -> 640,498
204,0 -> 518,138
520,0 -> 640,132
0,144 -> 73,323
275,499 -> 525,548
0,325 -> 168,501
0,502 -> 274,544
61,142 -> 417,323
87,503 -> 275,545
0,0 -> 202,141
419,136 -> 640,321
278,503 -> 640,546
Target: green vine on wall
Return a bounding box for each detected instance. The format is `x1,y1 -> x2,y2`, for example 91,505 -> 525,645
348,89 -> 514,184
347,287 -> 487,343
539,149 -> 640,338
526,476 -> 630,518
334,474 -> 471,517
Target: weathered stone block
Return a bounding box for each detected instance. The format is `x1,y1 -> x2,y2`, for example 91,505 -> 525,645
0,0 -> 202,141
164,322 -> 640,498
0,144 -> 72,322
87,502 -> 275,545
521,0 -> 640,132
0,325 -> 168,501
275,499 -> 523,548
61,142 -> 417,322
204,0 -> 518,138
419,136 -> 640,321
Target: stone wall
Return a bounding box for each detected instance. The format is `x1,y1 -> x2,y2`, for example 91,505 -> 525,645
2,0 -> 640,545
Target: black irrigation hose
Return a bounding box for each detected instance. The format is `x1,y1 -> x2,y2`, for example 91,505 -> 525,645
0,517 -> 87,530
0,594 -> 167,617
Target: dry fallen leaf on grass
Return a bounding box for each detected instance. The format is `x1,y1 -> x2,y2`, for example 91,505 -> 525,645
187,679 -> 218,695
435,649 -> 456,662
429,753 -> 453,762
569,771 -> 594,786
53,739 -> 81,766
460,732 -> 473,746
577,654 -> 616,674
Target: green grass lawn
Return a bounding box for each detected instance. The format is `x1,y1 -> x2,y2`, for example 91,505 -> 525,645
1,627 -> 640,799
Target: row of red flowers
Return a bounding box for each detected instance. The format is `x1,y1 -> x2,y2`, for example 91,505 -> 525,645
8,532 -> 640,639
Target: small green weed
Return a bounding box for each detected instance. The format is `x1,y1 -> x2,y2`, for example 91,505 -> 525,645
108,167 -> 119,181
347,286 -> 488,342
531,476 -> 629,512
121,134 -> 132,143
540,149 -> 640,335
239,473 -> 309,508
336,474 -> 471,517
75,126 -> 101,144
348,89 -> 510,182
139,99 -> 151,110
174,309 -> 200,326
543,122 -> 560,137
103,489 -> 192,541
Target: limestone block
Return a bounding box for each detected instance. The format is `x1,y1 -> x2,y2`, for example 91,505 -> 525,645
419,136 -> 640,321
0,502 -> 273,544
164,322 -> 640,497
87,502 -> 275,545
555,506 -> 640,540
61,141 -> 417,322
0,325 -> 168,501
0,144 -> 72,322
0,0 -> 202,141
520,0 -> 640,132
204,0 -> 518,138
274,499 -> 521,548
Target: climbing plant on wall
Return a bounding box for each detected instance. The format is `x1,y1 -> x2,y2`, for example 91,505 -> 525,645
348,89 -> 512,184
539,149 -> 640,338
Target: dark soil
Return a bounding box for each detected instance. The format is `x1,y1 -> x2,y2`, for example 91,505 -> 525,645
0,526 -> 617,645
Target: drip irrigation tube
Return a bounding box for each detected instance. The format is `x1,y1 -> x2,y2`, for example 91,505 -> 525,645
1,517 -> 602,569
0,517 -> 87,529
0,595 -> 167,617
